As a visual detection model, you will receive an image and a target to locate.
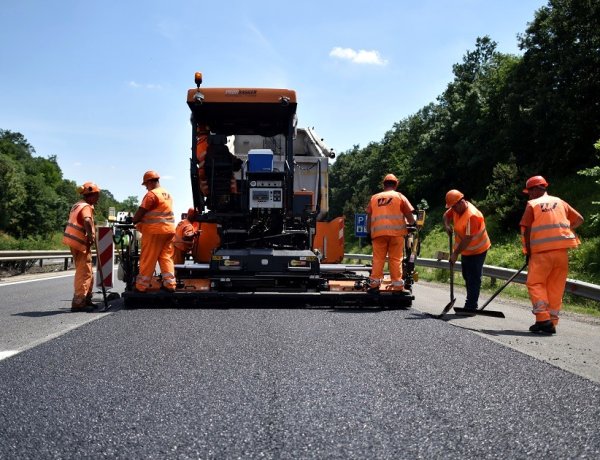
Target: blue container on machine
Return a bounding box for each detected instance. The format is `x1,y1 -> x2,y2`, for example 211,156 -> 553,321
248,149 -> 274,172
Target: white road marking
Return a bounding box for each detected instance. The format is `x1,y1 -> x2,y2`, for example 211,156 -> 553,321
0,273 -> 74,287
0,350 -> 20,361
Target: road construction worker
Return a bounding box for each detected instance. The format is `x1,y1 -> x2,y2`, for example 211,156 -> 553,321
443,190 -> 491,312
520,176 -> 583,334
173,208 -> 199,265
132,171 -> 177,292
62,182 -> 100,311
366,174 -> 416,292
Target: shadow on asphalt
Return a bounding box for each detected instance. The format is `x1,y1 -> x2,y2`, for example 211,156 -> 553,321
328,307 -> 388,314
474,328 -> 555,338
13,309 -> 72,317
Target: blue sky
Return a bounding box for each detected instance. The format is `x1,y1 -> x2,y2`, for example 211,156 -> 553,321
0,0 -> 547,216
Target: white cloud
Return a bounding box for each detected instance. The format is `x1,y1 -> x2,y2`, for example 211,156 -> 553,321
329,47 -> 388,66
128,81 -> 163,90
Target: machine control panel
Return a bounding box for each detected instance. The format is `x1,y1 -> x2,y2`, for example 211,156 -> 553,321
249,181 -> 283,209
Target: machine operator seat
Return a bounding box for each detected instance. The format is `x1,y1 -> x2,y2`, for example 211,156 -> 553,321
205,135 -> 243,211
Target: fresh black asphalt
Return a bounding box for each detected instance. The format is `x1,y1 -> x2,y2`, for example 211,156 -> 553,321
1,304 -> 599,459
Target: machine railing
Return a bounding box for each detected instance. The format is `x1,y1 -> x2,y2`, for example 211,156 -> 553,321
1,250 -> 599,301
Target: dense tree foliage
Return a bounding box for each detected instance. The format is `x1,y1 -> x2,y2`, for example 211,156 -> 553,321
0,129 -> 138,240
330,0 -> 600,236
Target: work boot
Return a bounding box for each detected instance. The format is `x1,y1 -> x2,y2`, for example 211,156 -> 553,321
85,294 -> 96,307
71,299 -> 95,312
367,278 -> 381,293
529,320 -> 556,334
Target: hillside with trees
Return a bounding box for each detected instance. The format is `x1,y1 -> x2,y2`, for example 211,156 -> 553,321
330,0 -> 599,243
0,129 -> 138,248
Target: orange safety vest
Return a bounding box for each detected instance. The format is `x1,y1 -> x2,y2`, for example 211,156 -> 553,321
140,187 -> 175,235
521,194 -> 579,254
369,190 -> 410,238
62,201 -> 94,252
173,219 -> 198,251
452,202 -> 491,256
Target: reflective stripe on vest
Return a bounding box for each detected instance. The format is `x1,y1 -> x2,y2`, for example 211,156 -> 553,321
140,187 -> 175,234
521,194 -> 579,253
453,202 -> 491,256
62,201 -> 93,252
369,191 -> 409,238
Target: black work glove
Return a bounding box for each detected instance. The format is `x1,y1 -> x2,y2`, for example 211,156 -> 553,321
125,216 -> 133,224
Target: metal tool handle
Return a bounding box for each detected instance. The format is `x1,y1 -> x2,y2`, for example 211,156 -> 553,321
479,262 -> 528,311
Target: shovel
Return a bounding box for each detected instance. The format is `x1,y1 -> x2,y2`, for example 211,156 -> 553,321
435,233 -> 456,319
454,262 -> 528,318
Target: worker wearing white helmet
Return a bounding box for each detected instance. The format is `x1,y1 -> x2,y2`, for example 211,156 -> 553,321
62,181 -> 101,311
520,176 -> 583,334
132,171 -> 177,292
365,174 -> 416,292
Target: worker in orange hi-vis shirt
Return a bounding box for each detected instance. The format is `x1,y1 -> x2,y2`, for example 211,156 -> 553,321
132,170 -> 177,292
173,208 -> 200,265
62,182 -> 101,311
366,173 -> 416,293
520,176 -> 583,334
443,189 -> 491,312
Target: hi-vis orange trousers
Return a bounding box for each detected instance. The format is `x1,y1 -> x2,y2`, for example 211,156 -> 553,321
70,247 -> 93,303
135,233 -> 176,291
526,248 -> 569,326
371,235 -> 404,283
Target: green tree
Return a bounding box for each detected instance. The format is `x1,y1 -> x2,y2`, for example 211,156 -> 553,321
577,140 -> 600,228
512,0 -> 600,174
121,195 -> 139,213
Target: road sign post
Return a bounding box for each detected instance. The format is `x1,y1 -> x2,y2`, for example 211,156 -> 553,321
355,214 -> 368,248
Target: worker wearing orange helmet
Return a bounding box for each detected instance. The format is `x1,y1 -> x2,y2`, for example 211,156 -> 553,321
173,208 -> 200,265
62,182 -> 101,311
132,171 -> 177,292
443,189 -> 491,312
520,176 -> 583,334
366,174 -> 416,292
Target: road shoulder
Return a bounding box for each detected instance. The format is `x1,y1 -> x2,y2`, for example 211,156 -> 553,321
414,282 -> 600,384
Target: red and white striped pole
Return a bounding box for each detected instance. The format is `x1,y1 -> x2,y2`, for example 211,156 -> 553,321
95,226 -> 114,288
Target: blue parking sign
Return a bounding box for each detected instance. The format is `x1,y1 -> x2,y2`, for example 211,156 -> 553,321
354,213 -> 368,237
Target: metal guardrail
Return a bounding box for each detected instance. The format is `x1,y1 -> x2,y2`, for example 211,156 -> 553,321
0,250 -> 74,271
1,250 -> 599,301
344,253 -> 600,302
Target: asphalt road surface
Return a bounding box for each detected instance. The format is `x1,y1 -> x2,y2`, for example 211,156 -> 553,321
1,273 -> 599,459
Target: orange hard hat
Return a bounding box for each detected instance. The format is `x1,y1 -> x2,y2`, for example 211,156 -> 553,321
445,189 -> 464,208
523,175 -> 549,194
79,182 -> 100,195
383,173 -> 399,185
142,170 -> 160,185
